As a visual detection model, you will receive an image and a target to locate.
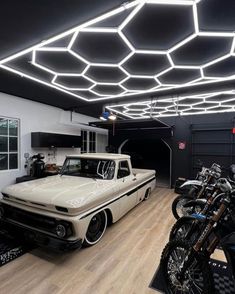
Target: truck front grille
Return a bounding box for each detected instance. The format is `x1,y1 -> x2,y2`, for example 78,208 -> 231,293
1,203 -> 73,238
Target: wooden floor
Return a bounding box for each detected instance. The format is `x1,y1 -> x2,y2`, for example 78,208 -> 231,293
0,188 -> 225,294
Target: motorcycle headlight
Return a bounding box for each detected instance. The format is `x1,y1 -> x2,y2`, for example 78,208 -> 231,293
55,224 -> 66,238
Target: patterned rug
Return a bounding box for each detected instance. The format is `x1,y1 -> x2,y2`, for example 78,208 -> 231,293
0,226 -> 33,266
150,259 -> 235,294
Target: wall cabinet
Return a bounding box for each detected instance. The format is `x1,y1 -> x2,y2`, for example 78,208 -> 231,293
31,132 -> 81,148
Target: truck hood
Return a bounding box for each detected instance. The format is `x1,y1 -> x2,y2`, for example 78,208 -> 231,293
1,175 -> 117,215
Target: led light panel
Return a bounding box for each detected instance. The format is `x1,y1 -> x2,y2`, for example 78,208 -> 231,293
106,90 -> 235,118
1,0 -> 235,102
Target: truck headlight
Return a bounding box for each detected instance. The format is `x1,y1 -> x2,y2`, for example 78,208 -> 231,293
55,224 -> 66,238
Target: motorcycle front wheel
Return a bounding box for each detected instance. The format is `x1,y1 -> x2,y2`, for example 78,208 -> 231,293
161,240 -> 214,294
172,196 -> 194,220
169,217 -> 201,243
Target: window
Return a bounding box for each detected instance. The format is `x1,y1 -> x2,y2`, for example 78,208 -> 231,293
61,158 -> 115,180
81,130 -> 96,153
89,131 -> 96,153
81,130 -> 87,153
0,117 -> 19,171
117,160 -> 130,179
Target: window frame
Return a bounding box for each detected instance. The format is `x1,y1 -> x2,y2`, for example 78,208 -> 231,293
0,116 -> 20,172
61,157 -> 115,180
117,160 -> 131,179
81,130 -> 88,153
81,130 -> 96,153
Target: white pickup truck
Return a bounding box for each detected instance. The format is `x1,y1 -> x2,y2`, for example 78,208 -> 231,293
0,153 -> 156,251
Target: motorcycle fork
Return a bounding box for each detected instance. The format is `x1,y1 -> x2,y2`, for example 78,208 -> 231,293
194,202 -> 227,252
178,202 -> 227,280
206,236 -> 220,255
201,197 -> 212,214
196,176 -> 212,199
201,190 -> 218,214
196,185 -> 206,199
185,220 -> 199,240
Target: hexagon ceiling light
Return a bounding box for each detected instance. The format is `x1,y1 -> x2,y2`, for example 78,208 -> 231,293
106,90 -> 235,118
1,0 -> 235,105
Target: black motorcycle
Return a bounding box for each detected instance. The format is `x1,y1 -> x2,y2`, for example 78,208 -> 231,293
172,163 -> 221,219
170,178 -> 232,242
161,184 -> 235,293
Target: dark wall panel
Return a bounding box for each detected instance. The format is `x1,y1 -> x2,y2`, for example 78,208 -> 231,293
107,112 -> 235,186
161,112 -> 235,182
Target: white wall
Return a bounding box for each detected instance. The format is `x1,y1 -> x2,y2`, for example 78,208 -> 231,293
0,92 -> 108,190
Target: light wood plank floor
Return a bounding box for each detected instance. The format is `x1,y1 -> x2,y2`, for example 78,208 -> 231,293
0,188 -> 225,294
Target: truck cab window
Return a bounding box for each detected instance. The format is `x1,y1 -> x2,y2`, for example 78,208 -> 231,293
117,160 -> 130,179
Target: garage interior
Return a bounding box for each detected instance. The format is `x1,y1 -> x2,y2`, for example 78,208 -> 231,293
121,138 -> 171,187
1,0 -> 235,293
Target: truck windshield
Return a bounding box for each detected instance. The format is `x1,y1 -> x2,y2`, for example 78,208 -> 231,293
60,158 -> 115,180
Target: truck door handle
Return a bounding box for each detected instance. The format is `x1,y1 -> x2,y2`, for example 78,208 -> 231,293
133,178 -> 137,181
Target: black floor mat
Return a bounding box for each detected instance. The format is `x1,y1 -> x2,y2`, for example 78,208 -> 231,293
0,227 -> 33,266
150,259 -> 235,294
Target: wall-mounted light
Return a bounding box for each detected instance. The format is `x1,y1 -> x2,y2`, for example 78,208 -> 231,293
99,116 -> 107,121
108,113 -> 117,120
99,111 -> 117,121
100,111 -> 110,120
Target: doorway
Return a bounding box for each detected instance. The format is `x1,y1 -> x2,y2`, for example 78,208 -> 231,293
119,138 -> 172,188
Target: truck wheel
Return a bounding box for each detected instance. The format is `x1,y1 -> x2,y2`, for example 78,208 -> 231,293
144,188 -> 151,200
83,210 -> 107,247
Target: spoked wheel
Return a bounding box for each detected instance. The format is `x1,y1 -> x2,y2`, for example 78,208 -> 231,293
169,217 -> 201,243
161,240 -> 214,294
172,196 -> 194,220
83,210 -> 107,247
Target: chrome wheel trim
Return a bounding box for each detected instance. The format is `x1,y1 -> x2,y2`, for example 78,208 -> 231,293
84,210 -> 107,245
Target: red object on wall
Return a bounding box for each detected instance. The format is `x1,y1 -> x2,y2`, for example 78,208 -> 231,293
232,128 -> 235,134
178,141 -> 186,150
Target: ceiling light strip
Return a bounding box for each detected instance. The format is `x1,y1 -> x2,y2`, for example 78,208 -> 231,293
0,0 -> 140,65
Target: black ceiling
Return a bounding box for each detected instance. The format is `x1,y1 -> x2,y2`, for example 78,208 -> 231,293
1,0 -> 235,118
0,0 -> 125,60
0,0 -> 124,117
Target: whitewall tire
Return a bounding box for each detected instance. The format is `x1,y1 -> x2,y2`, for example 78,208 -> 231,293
83,210 -> 107,247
